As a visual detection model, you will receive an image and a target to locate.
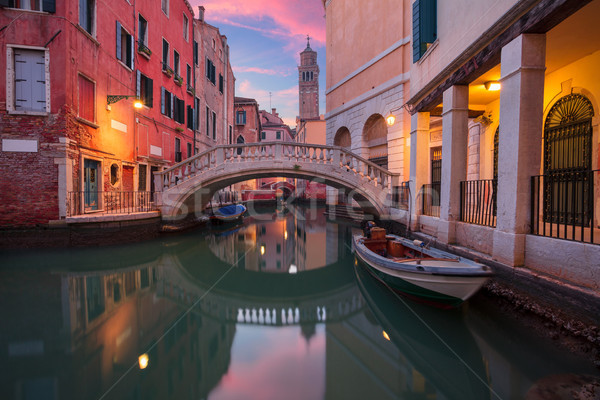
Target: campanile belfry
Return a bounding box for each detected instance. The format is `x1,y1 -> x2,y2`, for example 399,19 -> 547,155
298,35 -> 320,119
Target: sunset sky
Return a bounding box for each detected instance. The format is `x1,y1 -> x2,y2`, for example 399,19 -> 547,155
189,0 -> 327,128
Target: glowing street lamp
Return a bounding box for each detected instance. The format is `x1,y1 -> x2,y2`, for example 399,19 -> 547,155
107,95 -> 144,108
138,353 -> 149,369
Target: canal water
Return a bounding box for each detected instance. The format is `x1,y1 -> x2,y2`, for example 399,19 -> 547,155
1,205 -> 598,400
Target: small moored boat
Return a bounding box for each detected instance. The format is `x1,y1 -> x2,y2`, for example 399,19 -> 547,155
353,226 -> 492,308
212,204 -> 247,222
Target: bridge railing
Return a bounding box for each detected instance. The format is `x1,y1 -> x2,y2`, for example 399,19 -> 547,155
154,142 -> 400,194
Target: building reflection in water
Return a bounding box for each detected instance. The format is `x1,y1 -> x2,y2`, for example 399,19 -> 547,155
0,206 -> 597,399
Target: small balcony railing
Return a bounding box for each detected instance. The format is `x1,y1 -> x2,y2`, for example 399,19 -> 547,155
67,191 -> 156,217
420,183 -> 440,217
460,179 -> 497,227
531,170 -> 598,244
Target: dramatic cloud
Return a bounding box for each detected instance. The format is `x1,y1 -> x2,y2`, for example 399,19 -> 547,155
189,0 -> 325,51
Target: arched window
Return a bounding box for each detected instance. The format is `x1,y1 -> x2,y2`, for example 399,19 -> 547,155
236,135 -> 245,155
333,127 -> 351,149
362,114 -> 388,169
543,93 -> 594,224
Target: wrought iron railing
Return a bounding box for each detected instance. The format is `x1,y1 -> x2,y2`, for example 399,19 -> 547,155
460,179 -> 497,227
420,183 -> 440,217
67,191 -> 156,217
531,170 -> 598,244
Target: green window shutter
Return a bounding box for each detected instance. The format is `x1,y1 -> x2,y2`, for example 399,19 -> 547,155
412,0 -> 437,63
116,21 -> 122,61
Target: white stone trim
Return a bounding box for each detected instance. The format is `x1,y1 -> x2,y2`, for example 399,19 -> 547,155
2,139 -> 38,152
6,45 -> 51,115
325,36 -> 411,96
111,119 -> 128,133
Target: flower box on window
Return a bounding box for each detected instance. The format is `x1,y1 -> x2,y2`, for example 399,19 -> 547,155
162,63 -> 174,77
174,74 -> 183,86
186,84 -> 194,95
137,41 -> 152,59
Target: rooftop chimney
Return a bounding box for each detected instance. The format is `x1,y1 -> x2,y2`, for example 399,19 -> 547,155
272,108 -> 277,117
198,6 -> 205,22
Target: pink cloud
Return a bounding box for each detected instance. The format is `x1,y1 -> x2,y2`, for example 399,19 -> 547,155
189,0 -> 326,48
233,66 -> 293,77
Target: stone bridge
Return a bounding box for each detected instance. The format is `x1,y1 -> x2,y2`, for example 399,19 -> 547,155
154,142 -> 401,220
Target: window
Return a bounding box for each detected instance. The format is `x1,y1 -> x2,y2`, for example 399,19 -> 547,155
110,163 -> 120,186
187,105 -> 194,130
205,58 -> 215,84
116,22 -> 133,69
187,142 -> 192,158
136,70 -> 153,107
161,0 -> 168,16
175,138 -> 181,162
229,125 -> 232,144
236,111 -> 246,125
138,164 -> 147,191
412,0 -> 437,62
261,131 -> 266,140
205,106 -> 210,136
161,87 -> 172,118
78,74 -> 95,122
183,14 -> 189,41
194,97 -> 201,130
8,47 -> 48,113
173,50 -> 180,76
276,131 -> 281,140
219,74 -> 223,93
138,14 -> 148,47
2,0 -> 55,12
193,40 -> 199,65
162,39 -> 169,69
186,64 -> 192,87
173,96 -> 185,124
79,0 -> 94,35
212,111 -> 216,140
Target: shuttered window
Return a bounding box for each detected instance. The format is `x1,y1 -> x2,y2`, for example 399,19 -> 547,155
79,0 -> 94,35
212,111 -> 216,140
173,96 -> 185,124
412,0 -> 437,62
161,87 -> 172,118
193,41 -> 199,65
162,39 -> 169,69
187,105 -> 194,130
78,74 -> 95,122
206,106 -> 210,136
116,21 -> 133,69
13,49 -> 47,112
1,0 -> 55,12
219,74 -> 223,93
136,70 -> 153,107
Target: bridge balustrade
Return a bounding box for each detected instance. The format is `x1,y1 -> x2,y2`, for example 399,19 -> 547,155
154,142 -> 399,195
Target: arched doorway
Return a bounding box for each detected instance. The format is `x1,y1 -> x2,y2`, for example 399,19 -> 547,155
543,93 -> 594,225
334,127 -> 351,149
362,114 -> 388,169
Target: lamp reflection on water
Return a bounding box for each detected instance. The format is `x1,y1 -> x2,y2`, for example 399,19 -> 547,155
138,353 -> 149,369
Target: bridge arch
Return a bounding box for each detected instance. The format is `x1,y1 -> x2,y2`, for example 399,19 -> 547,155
154,142 -> 400,221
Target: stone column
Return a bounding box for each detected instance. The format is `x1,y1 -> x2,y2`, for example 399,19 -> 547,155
409,112 -> 430,231
439,85 -> 469,243
493,34 -> 546,266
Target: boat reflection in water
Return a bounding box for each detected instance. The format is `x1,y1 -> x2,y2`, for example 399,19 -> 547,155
354,261 -> 492,400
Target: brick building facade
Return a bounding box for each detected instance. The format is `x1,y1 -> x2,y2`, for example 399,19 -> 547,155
0,1 -> 235,227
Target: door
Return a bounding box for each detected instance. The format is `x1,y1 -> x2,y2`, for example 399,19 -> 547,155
84,159 -> 100,211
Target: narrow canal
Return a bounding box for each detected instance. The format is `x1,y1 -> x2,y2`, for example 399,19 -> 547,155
0,205 -> 598,400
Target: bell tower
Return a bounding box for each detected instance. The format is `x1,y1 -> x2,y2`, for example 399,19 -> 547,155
298,35 -> 319,120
